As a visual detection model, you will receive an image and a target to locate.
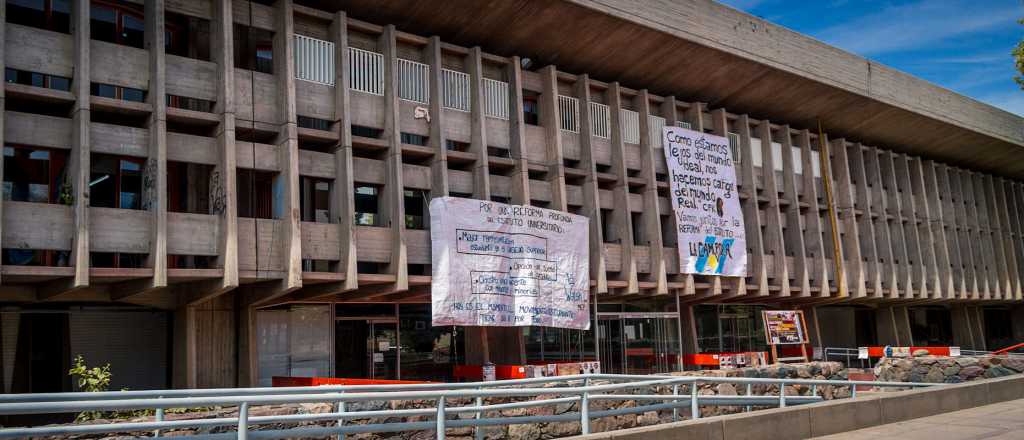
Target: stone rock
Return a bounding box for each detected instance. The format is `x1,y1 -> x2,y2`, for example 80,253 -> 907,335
983,366 -> 1015,378
924,367 -> 945,383
637,411 -> 660,426
989,356 -> 1003,365
919,356 -> 939,365
716,383 -> 738,396
833,386 -> 851,399
895,359 -> 915,370
907,372 -> 925,383
942,364 -> 961,377
508,422 -> 541,440
1002,358 -> 1024,373
955,357 -> 979,367
912,349 -> 931,357
542,421 -> 580,438
943,375 -> 963,383
959,365 -> 985,380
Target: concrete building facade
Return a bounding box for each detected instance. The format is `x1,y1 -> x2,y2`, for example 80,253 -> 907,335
0,0 -> 1023,391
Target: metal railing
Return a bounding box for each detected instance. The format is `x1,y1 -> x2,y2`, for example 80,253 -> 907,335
0,374 -> 938,439
823,347 -> 872,368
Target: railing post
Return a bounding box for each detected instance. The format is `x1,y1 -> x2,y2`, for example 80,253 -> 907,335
474,386 -> 484,440
690,380 -> 699,420
580,391 -> 590,435
672,384 -> 680,421
811,384 -> 818,398
336,395 -> 347,440
745,383 -> 752,412
238,402 -> 249,440
154,396 -> 164,438
851,383 -> 858,399
437,396 -> 446,440
779,382 -> 787,408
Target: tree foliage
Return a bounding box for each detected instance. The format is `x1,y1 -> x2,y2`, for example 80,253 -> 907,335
1016,19 -> 1024,90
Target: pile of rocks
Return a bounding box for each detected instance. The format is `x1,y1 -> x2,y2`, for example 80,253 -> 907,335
62,362 -> 848,440
875,355 -> 1024,384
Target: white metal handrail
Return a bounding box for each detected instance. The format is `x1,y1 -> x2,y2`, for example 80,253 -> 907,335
558,95 -> 580,133
294,34 -> 335,85
483,78 -> 509,120
398,58 -> 430,104
0,374 -> 940,440
441,68 -> 470,111
620,108 -> 640,144
590,102 -> 610,139
648,114 -> 666,148
349,47 -> 384,95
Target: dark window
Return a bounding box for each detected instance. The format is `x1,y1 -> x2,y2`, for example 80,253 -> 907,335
300,177 -> 331,223
490,195 -> 510,204
297,116 -> 332,131
236,169 -> 274,219
351,125 -> 383,138
7,0 -> 70,33
401,133 -> 428,146
3,145 -> 67,203
169,255 -> 214,269
354,185 -> 379,226
90,252 -> 146,268
5,68 -> 72,91
404,189 -> 427,230
233,24 -> 274,74
445,140 -> 469,151
89,154 -> 144,209
523,92 -> 540,126
167,161 -> 211,214
3,248 -> 70,266
167,95 -> 214,112
165,11 -> 211,61
91,82 -> 146,102
90,0 -> 144,49
487,146 -> 510,158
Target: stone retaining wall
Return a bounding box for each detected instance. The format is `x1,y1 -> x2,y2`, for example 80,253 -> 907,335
874,355 -> 1024,384
56,362 -> 847,440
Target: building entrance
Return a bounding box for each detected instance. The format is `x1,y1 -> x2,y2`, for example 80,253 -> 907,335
598,312 -> 681,374
335,318 -> 398,380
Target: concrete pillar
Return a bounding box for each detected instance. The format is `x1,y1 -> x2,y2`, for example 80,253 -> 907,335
171,306 -> 197,389
801,306 -> 824,354
951,306 -> 975,349
680,304 -> 699,355
1013,306 -> 1024,344
875,307 -> 899,346
968,306 -> 986,350
894,306 -> 914,346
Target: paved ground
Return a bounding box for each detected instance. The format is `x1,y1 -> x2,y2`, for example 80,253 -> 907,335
812,398 -> 1024,440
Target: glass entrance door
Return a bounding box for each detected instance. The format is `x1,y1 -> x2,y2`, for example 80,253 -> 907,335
598,313 -> 681,374
335,318 -> 399,380
368,320 -> 398,380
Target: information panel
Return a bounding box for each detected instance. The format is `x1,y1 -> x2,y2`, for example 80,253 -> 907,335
429,197 -> 590,329
662,126 -> 747,276
762,310 -> 807,345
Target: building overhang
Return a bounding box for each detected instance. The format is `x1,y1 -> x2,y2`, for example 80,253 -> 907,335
328,0 -> 1024,178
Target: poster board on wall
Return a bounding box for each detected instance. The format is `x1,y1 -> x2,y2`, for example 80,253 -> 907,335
661,126 -> 747,277
429,197 -> 590,330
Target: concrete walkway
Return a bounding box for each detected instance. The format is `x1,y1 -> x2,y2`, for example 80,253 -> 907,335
811,398 -> 1024,440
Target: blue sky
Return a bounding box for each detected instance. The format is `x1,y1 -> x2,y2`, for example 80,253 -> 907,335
718,0 -> 1024,116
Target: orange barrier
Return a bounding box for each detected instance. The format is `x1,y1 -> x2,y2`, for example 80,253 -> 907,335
862,346 -> 956,358
272,377 -> 432,387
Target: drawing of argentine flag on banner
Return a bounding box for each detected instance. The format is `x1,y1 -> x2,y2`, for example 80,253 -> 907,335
662,126 -> 747,277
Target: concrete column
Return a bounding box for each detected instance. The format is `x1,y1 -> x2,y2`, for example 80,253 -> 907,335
274,0 -> 303,292
894,306 -> 914,346
679,305 -> 699,355
968,306 -> 986,350
634,90 -> 668,294
331,12 -> 358,292
144,0 -> 168,287
379,25 -> 408,291
605,82 -> 638,294
951,306 -> 975,349
172,306 -> 197,388
574,75 -> 608,295
876,304 -> 901,347
1012,306 -> 1024,345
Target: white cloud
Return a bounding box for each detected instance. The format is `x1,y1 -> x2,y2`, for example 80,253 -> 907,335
813,0 -> 1020,56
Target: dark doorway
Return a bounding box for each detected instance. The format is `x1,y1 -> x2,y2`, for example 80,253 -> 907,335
984,307 -> 1013,351
854,308 -> 877,347
335,319 -> 368,379
13,313 -> 71,393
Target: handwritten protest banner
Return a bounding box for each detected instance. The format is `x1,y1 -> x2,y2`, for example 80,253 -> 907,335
429,197 -> 590,329
662,126 -> 747,277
